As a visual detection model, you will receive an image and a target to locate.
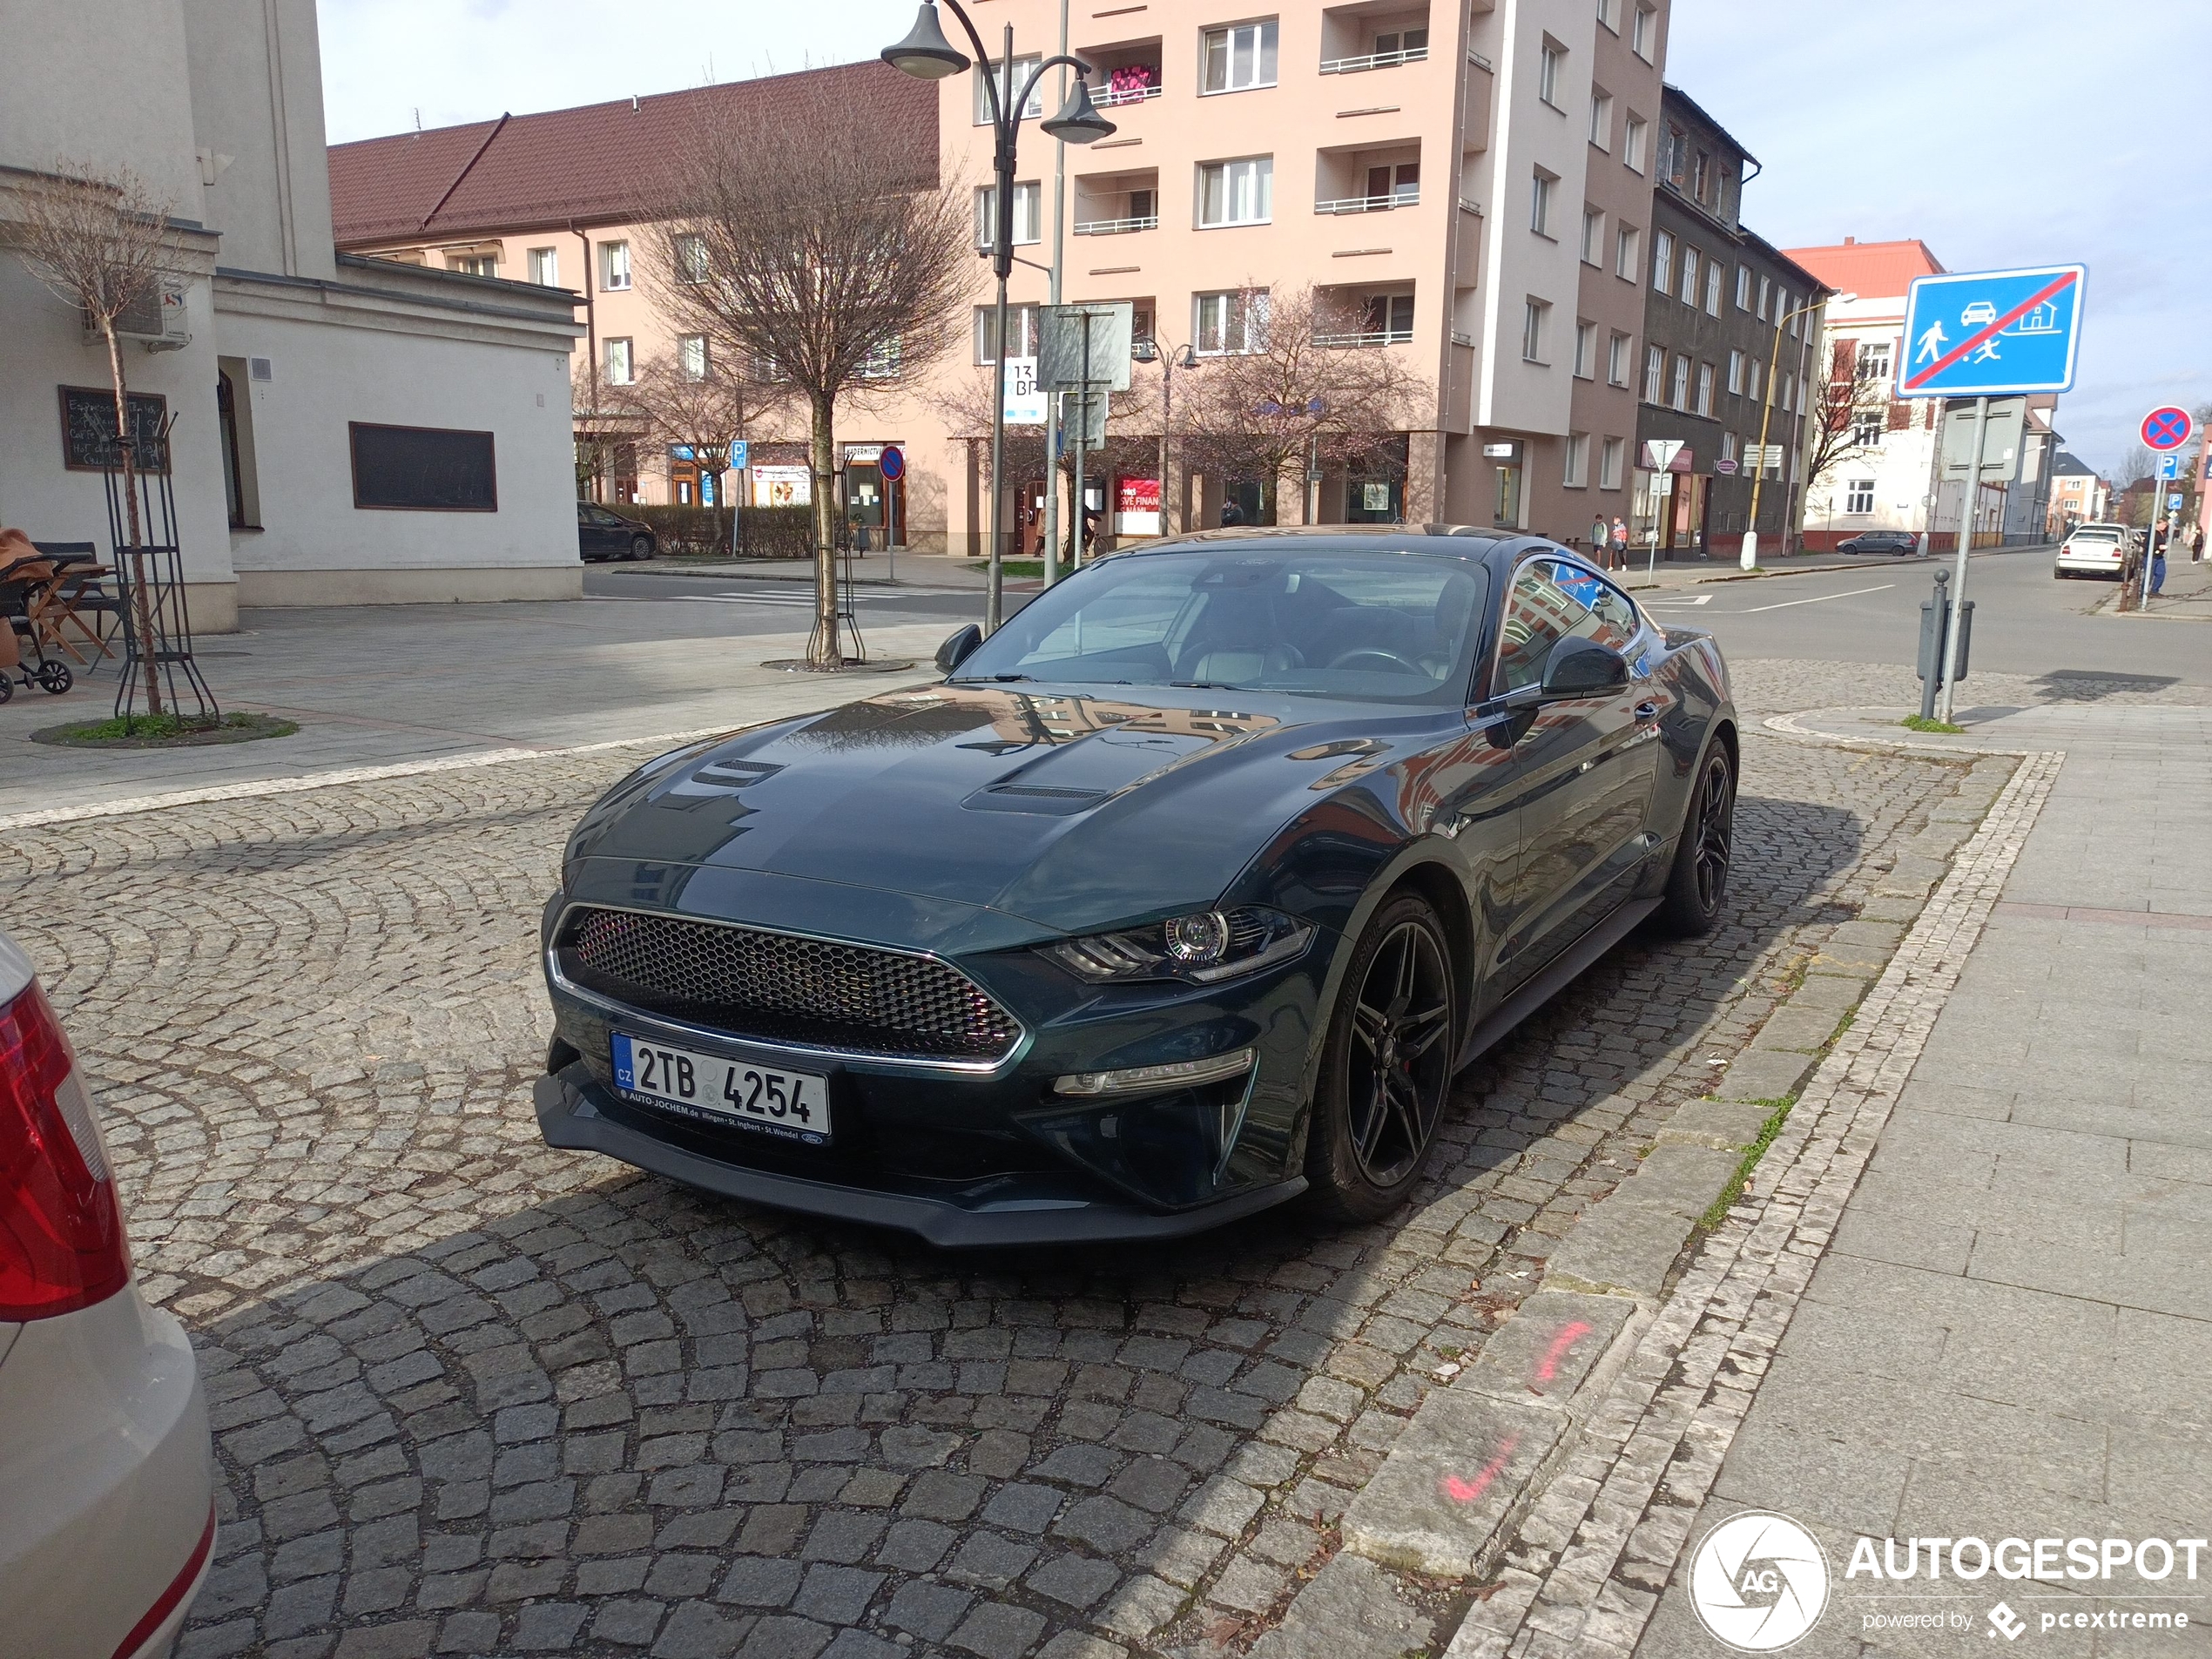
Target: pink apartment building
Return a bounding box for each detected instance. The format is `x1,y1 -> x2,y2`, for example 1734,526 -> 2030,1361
332,0 -> 1671,558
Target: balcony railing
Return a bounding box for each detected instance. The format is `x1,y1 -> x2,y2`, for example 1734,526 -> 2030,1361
1073,214 -> 1161,235
1316,189 -> 1420,214
1314,327 -> 1414,347
1093,80 -> 1163,106
1320,44 -> 1429,74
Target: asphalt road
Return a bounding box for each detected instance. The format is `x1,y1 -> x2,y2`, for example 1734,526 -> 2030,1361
1640,546 -> 2210,686
580,568 -> 1021,637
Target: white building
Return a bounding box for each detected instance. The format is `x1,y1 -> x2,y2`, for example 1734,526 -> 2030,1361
0,0 -> 582,631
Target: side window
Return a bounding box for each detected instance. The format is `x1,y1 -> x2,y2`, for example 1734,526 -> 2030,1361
1497,562 -> 1591,692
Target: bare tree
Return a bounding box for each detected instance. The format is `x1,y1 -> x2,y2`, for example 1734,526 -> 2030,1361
570,361 -> 645,503
929,370 -> 1155,557
1173,287 -> 1431,523
11,159 -> 181,713
648,113 -> 969,666
2112,442 -> 2156,489
1804,339 -> 1894,492
622,349 -> 792,550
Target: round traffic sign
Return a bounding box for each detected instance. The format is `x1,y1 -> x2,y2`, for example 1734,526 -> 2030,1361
879,444 -> 905,482
2141,406 -> 2193,451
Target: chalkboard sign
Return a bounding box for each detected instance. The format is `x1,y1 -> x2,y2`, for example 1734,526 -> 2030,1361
349,421 -> 498,512
59,385 -> 171,473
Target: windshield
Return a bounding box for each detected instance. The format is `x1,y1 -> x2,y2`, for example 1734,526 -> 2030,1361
952,551 -> 1490,705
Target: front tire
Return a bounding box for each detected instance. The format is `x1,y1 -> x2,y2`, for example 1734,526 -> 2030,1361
630,536 -> 655,561
1654,742 -> 1735,937
1306,892 -> 1457,1223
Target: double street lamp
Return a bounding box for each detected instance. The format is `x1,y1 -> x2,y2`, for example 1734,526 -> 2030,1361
883,2 -> 1114,631
1131,335 -> 1198,537
1743,289 -> 1854,570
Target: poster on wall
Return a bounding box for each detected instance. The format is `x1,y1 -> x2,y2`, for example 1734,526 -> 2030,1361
1114,475 -> 1162,536
752,465 -> 812,508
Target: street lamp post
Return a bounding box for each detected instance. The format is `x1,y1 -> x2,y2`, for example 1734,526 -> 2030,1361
1744,290 -> 1853,570
883,2 -> 1111,633
1132,335 -> 1197,537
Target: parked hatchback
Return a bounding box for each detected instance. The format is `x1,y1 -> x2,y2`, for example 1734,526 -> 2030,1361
0,929 -> 215,1657
2054,523 -> 2129,579
578,501 -> 658,562
1835,529 -> 1919,556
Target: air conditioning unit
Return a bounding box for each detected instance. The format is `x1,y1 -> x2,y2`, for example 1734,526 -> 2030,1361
87,278 -> 191,353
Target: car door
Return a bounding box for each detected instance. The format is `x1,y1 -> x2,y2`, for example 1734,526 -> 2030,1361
578,505 -> 618,558
1487,556 -> 1664,984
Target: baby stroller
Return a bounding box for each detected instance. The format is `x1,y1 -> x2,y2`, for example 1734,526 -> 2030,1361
0,555 -> 77,705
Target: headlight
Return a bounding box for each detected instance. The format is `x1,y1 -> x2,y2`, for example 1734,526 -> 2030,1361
1046,906 -> 1313,985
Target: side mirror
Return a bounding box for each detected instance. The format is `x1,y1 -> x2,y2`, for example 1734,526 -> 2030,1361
935,624 -> 983,674
1541,637 -> 1629,699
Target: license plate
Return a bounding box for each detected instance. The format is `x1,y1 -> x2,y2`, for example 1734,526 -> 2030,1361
610,1033 -> 831,1145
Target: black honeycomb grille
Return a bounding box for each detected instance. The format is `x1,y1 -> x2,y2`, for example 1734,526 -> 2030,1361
558,907 -> 1021,1062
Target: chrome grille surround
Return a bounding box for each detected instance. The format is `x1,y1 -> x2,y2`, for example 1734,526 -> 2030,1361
553,905 -> 1023,1066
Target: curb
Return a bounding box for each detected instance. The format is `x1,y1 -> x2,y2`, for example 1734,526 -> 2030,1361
1258,725 -> 2021,1652
1618,542 -> 2050,594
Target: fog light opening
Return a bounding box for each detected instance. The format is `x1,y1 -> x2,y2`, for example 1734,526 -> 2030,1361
1054,1047 -> 1257,1098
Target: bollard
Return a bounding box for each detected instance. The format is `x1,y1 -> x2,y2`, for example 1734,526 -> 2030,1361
1918,568 -> 1949,721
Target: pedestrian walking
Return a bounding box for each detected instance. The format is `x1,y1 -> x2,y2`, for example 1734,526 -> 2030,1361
1609,516 -> 1629,568
1591,514 -> 1610,570
2150,536 -> 2168,597
2192,523 -> 2204,563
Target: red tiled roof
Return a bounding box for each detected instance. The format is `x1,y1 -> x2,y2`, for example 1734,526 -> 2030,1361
1779,239 -> 1946,304
329,62 -> 938,247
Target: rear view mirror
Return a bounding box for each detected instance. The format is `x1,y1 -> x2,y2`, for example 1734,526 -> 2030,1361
1541,637 -> 1629,699
936,624 -> 983,674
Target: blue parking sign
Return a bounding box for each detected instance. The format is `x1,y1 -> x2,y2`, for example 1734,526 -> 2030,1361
1898,265 -> 2086,399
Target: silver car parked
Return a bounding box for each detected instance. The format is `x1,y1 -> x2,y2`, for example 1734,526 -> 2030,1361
0,929 -> 216,1657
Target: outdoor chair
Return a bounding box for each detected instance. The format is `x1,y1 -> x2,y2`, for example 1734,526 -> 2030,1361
31,541 -> 122,663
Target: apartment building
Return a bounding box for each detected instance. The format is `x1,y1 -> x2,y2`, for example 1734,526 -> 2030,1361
1631,86 -> 1826,557
334,1 -> 1671,556
2045,450 -> 2108,531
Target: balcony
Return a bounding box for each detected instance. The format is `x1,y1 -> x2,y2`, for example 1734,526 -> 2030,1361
1075,213 -> 1160,236
1315,141 -> 1421,219
1321,42 -> 1429,74
1073,168 -> 1159,238
1080,37 -> 1163,108
1315,287 -> 1414,347
1317,187 -> 1420,215
1318,5 -> 1430,75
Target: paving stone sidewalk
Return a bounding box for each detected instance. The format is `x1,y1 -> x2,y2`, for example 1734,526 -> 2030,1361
0,683 -> 1981,1659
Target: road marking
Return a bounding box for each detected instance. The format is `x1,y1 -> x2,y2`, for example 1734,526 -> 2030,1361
1641,594 -> 1714,607
1735,583 -> 1895,614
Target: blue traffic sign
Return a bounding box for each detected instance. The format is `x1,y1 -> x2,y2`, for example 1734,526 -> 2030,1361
2158,453 -> 2184,480
1898,264 -> 2087,398
729,440 -> 750,469
879,444 -> 905,482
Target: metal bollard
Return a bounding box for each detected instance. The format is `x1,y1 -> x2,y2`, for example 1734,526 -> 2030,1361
1917,567 -> 1974,720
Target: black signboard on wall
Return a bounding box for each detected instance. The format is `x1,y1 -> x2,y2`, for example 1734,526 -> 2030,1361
349,421 -> 499,512
59,385 -> 171,473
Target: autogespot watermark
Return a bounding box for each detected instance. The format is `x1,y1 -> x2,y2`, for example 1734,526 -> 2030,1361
1689,1514 -> 2209,1650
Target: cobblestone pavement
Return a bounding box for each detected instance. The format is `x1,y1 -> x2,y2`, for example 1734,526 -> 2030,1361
1,678 -> 1980,1659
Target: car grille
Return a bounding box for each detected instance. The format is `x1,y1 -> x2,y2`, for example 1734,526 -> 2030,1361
556,907 -> 1022,1063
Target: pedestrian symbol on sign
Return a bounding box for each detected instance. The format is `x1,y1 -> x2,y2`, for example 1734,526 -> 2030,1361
1914,320 -> 1946,366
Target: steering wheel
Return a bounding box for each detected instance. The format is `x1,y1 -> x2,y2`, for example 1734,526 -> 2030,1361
1325,647 -> 1427,677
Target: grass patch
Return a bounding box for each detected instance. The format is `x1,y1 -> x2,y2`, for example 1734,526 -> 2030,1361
968,559 -> 1047,579
36,711 -> 298,749
1699,1096 -> 1797,1231
1900,714 -> 1966,734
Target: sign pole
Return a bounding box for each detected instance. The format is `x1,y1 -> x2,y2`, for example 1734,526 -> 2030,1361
1936,394 -> 1988,725
1070,312 -> 1094,572
1040,0 -> 1069,591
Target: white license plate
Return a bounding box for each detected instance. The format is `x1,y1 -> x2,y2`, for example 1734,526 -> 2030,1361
610,1033 -> 831,1145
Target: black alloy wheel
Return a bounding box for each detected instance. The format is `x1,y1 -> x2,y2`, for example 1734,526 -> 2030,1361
1655,744 -> 1735,937
1308,892 -> 1456,1221
630,535 -> 655,560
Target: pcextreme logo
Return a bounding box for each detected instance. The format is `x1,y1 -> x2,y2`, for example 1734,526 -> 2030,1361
1689,1511 -> 1831,1652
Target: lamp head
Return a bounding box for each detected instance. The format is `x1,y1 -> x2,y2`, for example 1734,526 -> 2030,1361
881,3 -> 969,79
1040,78 -> 1115,145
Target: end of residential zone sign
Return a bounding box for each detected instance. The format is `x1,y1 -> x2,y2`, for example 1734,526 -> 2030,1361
1897,264 -> 2087,398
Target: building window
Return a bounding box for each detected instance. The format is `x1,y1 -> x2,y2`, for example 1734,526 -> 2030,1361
1623,114 -> 1647,172
1680,247 -> 1699,307
1735,266 -> 1751,310
1796,374 -> 1808,415
1704,262 -> 1723,316
1632,3 -> 1656,58
975,54 -> 1045,124
974,303 -> 1042,363
678,334 -> 708,380
1858,340 -> 1893,381
1608,331 -> 1630,386
859,336 -> 904,381
604,337 -> 634,385
1521,299 -> 1549,363
1651,229 -> 1673,294
1574,320 -> 1596,378
1727,348 -> 1744,395
448,253 -> 497,278
526,246 -> 557,286
1589,89 -> 1612,149
598,240 -> 631,292
1853,409 -> 1884,448
1600,435 -> 1625,489
1747,358 -> 1763,403
1643,343 -> 1664,402
1695,361 -> 1714,416
1202,20 -> 1278,93
1530,169 -> 1555,236
1198,157 -> 1273,226
674,233 -> 708,284
1720,431 -> 1737,466
1564,431 -> 1588,486
1846,478 -> 1876,515
1539,41 -> 1564,108
1598,0 -> 1618,28
1781,369 -> 1796,413
1581,206 -> 1603,264
1783,291 -> 1797,334
1757,274 -> 1771,320
1615,224 -> 1640,281
975,181 -> 1042,247
1196,287 -> 1269,354
1669,354 -> 1689,410
1359,292 -> 1416,342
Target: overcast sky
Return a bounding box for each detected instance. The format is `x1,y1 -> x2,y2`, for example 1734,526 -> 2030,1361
317,0 -> 2209,475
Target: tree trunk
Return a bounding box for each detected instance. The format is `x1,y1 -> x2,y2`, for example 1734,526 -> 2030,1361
105,322 -> 165,718
809,391 -> 840,669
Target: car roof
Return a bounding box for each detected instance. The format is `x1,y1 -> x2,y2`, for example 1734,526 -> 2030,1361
1104,526 -> 1524,563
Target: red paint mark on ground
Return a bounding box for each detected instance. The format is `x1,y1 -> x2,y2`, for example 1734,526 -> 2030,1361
1534,1320 -> 1595,1385
1440,1436 -> 1520,1505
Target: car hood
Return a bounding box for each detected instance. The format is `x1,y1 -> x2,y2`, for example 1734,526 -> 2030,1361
564,683 -> 1447,934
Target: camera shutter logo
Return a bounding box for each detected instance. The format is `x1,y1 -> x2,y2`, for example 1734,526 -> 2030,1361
1689,1511 -> 1831,1651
